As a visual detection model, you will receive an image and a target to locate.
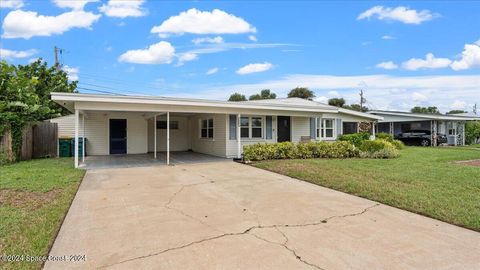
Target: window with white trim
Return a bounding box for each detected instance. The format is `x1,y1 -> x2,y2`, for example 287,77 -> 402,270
201,118 -> 214,139
240,116 -> 263,139
448,122 -> 456,136
317,118 -> 335,139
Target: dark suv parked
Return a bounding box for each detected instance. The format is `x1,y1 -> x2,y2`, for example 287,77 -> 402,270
395,130 -> 447,146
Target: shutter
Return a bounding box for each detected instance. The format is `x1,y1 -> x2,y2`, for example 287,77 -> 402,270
229,115 -> 237,140
266,116 -> 273,140
310,118 -> 316,139
336,119 -> 342,137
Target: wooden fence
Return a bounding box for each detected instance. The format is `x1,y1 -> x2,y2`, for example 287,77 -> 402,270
0,121 -> 58,162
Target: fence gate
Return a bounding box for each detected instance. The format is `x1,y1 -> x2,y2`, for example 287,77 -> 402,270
32,122 -> 58,158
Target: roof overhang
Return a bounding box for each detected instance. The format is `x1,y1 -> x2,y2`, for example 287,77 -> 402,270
369,110 -> 480,121
51,92 -> 337,116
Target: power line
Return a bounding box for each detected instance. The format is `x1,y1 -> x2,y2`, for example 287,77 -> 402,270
76,86 -> 128,95
78,82 -> 153,96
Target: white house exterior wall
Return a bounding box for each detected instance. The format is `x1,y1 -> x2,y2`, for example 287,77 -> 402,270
83,111 -> 148,155
147,116 -> 190,152
291,117 -> 311,142
49,115 -> 83,138
190,114 -> 227,157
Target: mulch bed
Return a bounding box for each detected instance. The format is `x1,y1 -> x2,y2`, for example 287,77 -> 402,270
0,189 -> 59,209
453,160 -> 480,167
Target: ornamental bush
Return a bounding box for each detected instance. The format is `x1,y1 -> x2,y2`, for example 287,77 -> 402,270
359,139 -> 399,159
338,132 -> 370,146
376,132 -> 393,142
243,141 -> 359,162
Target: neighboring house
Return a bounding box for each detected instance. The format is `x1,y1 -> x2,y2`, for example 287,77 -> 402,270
50,93 -> 382,167
369,110 -> 480,146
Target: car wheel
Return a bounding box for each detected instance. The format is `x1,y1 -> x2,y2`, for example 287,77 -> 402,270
421,139 -> 430,146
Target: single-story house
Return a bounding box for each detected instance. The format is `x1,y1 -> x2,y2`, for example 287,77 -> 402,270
369,110 -> 480,146
50,92 -> 382,168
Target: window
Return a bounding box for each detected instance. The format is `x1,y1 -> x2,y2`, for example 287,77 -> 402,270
343,122 -> 358,135
156,120 -> 178,129
240,116 -> 263,139
251,117 -> 262,138
448,122 -> 456,136
317,118 -> 335,139
240,117 -> 249,138
201,118 -> 214,139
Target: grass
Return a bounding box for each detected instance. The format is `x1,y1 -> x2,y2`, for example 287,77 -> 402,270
253,147 -> 480,231
0,158 -> 85,270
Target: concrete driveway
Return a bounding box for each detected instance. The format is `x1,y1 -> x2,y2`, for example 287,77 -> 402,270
45,162 -> 480,270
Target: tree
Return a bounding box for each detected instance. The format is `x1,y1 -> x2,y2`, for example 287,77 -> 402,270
328,98 -> 346,107
343,103 -> 368,112
287,87 -> 315,100
228,92 -> 247,102
249,89 -> 276,100
446,110 -> 467,115
410,106 -> 440,114
0,59 -> 76,161
465,121 -> 480,145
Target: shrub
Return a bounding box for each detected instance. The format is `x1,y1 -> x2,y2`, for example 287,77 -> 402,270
338,132 -> 370,146
376,132 -> 393,142
359,139 -> 399,159
391,139 -> 405,150
465,121 -> 480,145
243,141 -> 359,162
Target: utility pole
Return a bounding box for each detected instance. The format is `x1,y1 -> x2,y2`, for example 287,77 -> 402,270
474,103 -> 478,115
54,46 -> 63,71
359,89 -> 366,112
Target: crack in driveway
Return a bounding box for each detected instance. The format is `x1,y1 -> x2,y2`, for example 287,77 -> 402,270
98,203 -> 379,269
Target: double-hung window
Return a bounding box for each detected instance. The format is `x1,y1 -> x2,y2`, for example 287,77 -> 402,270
240,116 -> 263,139
447,122 -> 456,136
317,118 -> 335,139
201,118 -> 214,139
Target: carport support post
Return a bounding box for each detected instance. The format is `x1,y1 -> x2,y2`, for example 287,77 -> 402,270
154,115 -> 157,159
82,113 -> 85,162
372,121 -> 376,139
74,109 -> 79,168
167,112 -> 170,165
237,114 -> 241,159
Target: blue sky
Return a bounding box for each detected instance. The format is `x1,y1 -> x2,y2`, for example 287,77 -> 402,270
1,0 -> 479,113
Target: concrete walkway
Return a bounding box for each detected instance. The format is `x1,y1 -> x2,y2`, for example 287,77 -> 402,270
45,162 -> 480,270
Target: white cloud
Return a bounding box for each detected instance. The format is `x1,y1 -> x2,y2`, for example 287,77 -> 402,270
2,10 -> 101,39
381,35 -> 395,40
1,0 -> 24,9
53,0 -> 98,10
236,62 -> 273,75
118,41 -> 175,64
376,61 -> 398,70
402,53 -> 451,70
151,8 -> 256,37
450,41 -> 480,70
192,36 -> 224,45
0,48 -> 37,59
176,52 -> 198,66
99,0 -> 147,18
193,74 -> 480,112
62,65 -> 79,81
412,92 -> 427,101
315,96 -> 329,103
249,35 -> 257,42
357,6 -> 436,24
206,67 -> 219,75
451,100 -> 467,110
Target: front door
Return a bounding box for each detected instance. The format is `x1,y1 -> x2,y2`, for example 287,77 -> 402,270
109,119 -> 127,154
277,116 -> 291,142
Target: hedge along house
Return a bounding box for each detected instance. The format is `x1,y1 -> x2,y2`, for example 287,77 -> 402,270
369,110 -> 480,146
50,93 -> 382,168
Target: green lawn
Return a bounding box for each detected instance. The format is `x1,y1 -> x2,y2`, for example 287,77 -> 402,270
0,158 -> 85,270
254,147 -> 480,231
